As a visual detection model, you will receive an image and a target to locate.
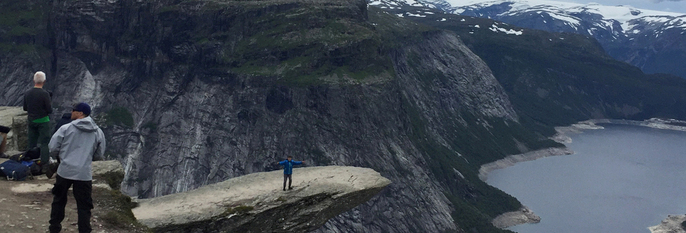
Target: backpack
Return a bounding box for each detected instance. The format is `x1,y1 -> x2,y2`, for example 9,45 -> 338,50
21,160 -> 42,176
8,147 -> 40,162
0,160 -> 30,181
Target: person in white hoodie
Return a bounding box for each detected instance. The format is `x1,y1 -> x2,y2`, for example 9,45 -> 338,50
48,102 -> 105,233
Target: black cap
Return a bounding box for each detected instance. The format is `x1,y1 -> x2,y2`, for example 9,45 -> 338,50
72,102 -> 92,116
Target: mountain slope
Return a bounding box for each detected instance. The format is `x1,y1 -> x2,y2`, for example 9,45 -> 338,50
376,0 -> 686,78
378,4 -> 686,135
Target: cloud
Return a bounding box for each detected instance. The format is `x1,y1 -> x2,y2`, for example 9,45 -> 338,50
651,0 -> 684,2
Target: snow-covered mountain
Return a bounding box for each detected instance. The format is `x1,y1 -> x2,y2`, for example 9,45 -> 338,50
369,0 -> 686,78
450,0 -> 685,40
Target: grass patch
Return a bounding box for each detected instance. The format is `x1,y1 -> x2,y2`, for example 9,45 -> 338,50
101,171 -> 125,191
220,205 -> 254,217
94,188 -> 149,232
105,107 -> 135,128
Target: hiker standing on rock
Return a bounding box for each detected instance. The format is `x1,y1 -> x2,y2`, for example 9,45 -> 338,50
278,156 -> 304,191
23,71 -> 52,169
48,102 -> 106,233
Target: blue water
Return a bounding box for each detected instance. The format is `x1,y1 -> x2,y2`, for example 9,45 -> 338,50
487,124 -> 686,233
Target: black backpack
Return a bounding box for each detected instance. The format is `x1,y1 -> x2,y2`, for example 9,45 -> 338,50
8,147 -> 41,162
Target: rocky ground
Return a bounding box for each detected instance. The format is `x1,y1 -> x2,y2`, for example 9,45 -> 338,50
649,215 -> 686,233
491,206 -> 540,229
133,166 -> 391,233
0,159 -> 147,233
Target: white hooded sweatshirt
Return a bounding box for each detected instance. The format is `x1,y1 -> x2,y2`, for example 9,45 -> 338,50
49,116 -> 106,181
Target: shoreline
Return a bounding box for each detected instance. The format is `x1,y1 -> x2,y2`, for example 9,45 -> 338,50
478,147 -> 573,181
485,118 -> 686,229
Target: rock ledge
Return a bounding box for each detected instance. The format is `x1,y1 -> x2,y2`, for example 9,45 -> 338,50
132,166 -> 391,233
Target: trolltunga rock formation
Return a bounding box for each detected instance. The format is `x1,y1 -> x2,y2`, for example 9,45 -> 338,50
132,166 -> 391,233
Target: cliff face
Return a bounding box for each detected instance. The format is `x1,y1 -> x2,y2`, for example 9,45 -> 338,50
0,0 -> 552,232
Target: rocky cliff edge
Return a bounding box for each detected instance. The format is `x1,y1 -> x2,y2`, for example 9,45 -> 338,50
0,107 -> 390,232
133,166 -> 391,233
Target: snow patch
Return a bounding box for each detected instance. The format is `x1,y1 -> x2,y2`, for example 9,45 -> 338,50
489,24 -> 524,35
448,0 -> 684,35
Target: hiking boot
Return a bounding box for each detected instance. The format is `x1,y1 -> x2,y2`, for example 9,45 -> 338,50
288,186 -> 293,190
283,188 -> 286,191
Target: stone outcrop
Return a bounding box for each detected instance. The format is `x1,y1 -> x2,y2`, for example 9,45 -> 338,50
491,206 -> 540,229
649,215 -> 686,233
0,106 -> 27,154
132,166 -> 391,233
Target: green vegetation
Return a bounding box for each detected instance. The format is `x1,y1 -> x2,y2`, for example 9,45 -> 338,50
96,188 -> 149,231
221,205 -> 254,217
102,171 -> 125,191
163,3 -> 434,86
94,171 -> 149,231
0,0 -> 47,53
106,107 -> 135,128
401,90 -> 556,232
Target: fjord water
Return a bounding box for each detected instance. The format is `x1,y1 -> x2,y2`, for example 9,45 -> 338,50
487,124 -> 686,233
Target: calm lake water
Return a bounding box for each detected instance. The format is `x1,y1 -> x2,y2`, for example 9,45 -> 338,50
487,124 -> 686,233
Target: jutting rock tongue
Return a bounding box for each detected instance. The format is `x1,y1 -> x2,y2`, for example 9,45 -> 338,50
132,166 -> 391,233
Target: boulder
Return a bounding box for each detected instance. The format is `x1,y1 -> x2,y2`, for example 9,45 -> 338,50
132,166 -> 391,233
0,106 -> 27,153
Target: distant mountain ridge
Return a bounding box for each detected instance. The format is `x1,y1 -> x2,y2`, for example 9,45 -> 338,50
371,0 -> 686,78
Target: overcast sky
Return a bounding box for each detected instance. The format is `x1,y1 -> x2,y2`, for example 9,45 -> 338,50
563,0 -> 685,13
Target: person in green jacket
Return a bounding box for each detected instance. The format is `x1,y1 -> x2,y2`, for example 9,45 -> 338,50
23,71 -> 53,169
277,156 -> 304,191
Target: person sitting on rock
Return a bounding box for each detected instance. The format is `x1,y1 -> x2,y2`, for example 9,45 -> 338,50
0,125 -> 9,158
277,156 -> 304,191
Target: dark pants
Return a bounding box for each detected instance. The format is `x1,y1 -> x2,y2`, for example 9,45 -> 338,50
49,175 -> 93,233
0,133 -> 6,154
27,120 -> 50,165
283,174 -> 292,190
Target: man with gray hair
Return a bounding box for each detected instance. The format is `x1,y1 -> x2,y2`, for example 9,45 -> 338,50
23,71 -> 53,171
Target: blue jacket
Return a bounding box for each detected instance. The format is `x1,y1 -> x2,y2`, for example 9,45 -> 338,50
279,160 -> 303,175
